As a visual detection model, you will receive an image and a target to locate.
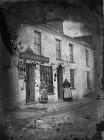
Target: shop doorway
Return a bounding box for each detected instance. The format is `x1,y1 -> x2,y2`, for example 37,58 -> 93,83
26,63 -> 35,103
57,65 -> 63,99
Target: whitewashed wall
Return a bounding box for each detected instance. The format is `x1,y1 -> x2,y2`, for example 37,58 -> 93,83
17,24 -> 95,102
0,23 -> 95,106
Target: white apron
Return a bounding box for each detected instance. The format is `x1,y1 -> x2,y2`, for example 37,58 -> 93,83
64,88 -> 72,98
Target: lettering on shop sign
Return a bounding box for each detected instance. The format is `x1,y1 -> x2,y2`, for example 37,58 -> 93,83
19,48 -> 49,63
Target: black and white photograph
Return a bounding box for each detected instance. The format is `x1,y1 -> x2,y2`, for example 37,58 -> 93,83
0,0 -> 103,139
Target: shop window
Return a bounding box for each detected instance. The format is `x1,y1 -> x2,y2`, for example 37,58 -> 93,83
56,39 -> 61,60
40,65 -> 53,93
69,43 -> 73,63
34,31 -> 41,55
70,69 -> 74,87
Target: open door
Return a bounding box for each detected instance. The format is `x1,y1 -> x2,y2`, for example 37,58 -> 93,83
26,64 -> 35,103
57,65 -> 63,99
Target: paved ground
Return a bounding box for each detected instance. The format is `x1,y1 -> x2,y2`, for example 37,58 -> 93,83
13,98 -> 90,119
1,97 -> 104,140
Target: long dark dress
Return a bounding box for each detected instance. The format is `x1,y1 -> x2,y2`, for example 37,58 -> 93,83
63,81 -> 72,101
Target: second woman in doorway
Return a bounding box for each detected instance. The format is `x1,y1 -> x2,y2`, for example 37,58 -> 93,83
63,79 -> 72,101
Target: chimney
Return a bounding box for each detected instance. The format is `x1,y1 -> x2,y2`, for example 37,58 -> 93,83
46,18 -> 64,33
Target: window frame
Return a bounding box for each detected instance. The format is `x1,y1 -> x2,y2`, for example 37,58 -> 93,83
56,39 -> 61,60
34,30 -> 41,55
87,71 -> 90,89
93,52 -> 95,68
70,69 -> 75,88
69,43 -> 74,63
85,49 -> 89,67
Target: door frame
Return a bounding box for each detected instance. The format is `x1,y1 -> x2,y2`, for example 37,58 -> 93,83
26,63 -> 35,104
57,65 -> 63,99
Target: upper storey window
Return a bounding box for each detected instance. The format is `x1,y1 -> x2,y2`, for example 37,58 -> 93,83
56,39 -> 61,60
34,31 -> 41,55
69,43 -> 73,63
85,49 -> 89,66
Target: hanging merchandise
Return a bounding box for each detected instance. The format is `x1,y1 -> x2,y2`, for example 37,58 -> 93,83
18,60 -> 25,79
21,80 -> 25,91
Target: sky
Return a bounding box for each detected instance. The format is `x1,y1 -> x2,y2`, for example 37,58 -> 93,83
0,0 -> 102,37
63,21 -> 90,37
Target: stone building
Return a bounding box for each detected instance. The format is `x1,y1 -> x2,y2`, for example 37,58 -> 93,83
13,21 -> 95,105
0,9 -> 95,107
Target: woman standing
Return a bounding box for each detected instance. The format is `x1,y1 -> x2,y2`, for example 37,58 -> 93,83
63,79 -> 72,101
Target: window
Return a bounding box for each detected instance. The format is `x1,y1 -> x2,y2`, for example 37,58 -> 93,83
34,31 -> 41,55
93,52 -> 95,67
70,69 -> 74,87
87,71 -> 90,88
40,65 -> 53,93
85,50 -> 89,66
56,39 -> 61,60
69,44 -> 73,62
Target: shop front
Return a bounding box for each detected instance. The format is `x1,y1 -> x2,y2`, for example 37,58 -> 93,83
19,47 -> 49,104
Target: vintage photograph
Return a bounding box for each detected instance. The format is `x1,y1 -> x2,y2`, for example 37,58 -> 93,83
0,0 -> 103,139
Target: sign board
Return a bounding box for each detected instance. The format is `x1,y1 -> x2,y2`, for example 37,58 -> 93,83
19,48 -> 49,63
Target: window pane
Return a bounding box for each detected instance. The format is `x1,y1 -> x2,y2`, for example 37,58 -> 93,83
38,44 -> 41,54
93,52 -> 95,67
59,52 -> 61,60
56,39 -> 61,60
70,69 -> 74,87
56,39 -> 60,50
69,44 -> 73,62
34,44 -> 39,54
87,71 -> 90,88
86,50 -> 89,66
34,31 -> 41,54
36,33 -> 40,44
70,54 -> 73,62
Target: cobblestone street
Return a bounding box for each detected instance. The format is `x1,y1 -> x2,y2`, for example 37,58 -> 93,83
3,97 -> 104,140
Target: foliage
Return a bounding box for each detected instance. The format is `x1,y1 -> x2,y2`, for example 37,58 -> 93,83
0,7 -> 18,56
